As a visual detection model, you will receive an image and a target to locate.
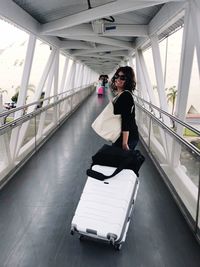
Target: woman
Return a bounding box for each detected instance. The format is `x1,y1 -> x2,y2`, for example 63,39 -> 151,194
111,66 -> 139,150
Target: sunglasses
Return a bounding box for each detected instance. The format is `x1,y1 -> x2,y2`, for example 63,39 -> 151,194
114,74 -> 126,81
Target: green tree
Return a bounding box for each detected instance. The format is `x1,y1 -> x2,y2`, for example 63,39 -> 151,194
166,86 -> 177,115
11,91 -> 19,103
11,84 -> 35,103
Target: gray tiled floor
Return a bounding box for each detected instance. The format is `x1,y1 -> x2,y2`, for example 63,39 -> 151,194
0,92 -> 200,267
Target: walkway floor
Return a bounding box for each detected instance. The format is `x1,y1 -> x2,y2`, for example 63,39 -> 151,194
0,92 -> 200,267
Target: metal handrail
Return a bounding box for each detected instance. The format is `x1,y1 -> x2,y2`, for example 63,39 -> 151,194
134,94 -> 200,136
135,101 -> 200,158
135,96 -> 200,238
0,84 -> 93,134
0,83 -> 92,119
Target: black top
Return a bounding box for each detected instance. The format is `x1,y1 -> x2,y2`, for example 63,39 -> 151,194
113,91 -> 139,141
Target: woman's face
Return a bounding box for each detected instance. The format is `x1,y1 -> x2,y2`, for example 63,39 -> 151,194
114,71 -> 126,90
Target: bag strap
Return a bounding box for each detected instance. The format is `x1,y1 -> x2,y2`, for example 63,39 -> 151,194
86,156 -> 134,181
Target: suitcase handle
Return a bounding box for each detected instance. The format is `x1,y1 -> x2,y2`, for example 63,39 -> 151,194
86,157 -> 135,180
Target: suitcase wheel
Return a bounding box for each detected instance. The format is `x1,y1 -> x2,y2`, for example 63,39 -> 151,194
79,235 -> 84,241
70,229 -> 74,235
109,236 -> 115,246
108,233 -> 117,246
70,226 -> 75,235
114,243 -> 122,251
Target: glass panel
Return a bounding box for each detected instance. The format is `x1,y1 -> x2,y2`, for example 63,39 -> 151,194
143,47 -> 158,104
149,120 -> 168,163
165,28 -> 183,89
28,39 -> 51,103
165,28 -> 183,115
186,48 -> 200,132
35,112 -> 46,146
136,109 -> 150,144
180,146 -> 200,188
183,125 -> 200,151
65,97 -> 72,115
147,118 -> 199,224
44,107 -> 54,128
21,117 -> 37,148
0,129 -> 12,183
2,110 -> 15,124
0,18 -> 29,108
58,53 -> 66,92
58,98 -> 69,119
12,118 -> 36,163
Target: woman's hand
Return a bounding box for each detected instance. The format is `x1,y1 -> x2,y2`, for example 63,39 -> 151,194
122,131 -> 129,150
122,143 -> 130,150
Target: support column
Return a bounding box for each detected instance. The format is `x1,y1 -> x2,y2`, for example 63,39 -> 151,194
53,49 -> 59,124
37,53 -> 56,138
128,56 -> 134,69
14,48 -> 57,158
150,35 -> 169,117
77,64 -> 83,88
136,48 -> 169,161
191,0 -> 200,74
171,3 -> 195,166
80,65 -> 85,87
69,61 -> 76,90
9,34 -> 36,160
74,62 -> 80,89
136,49 -> 158,106
59,57 -> 69,94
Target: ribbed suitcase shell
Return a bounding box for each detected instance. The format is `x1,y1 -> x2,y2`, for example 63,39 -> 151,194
71,165 -> 139,250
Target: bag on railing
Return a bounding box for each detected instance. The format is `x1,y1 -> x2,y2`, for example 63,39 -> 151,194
86,144 -> 145,180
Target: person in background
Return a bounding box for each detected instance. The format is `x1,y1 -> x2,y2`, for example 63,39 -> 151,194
104,75 -> 109,90
111,66 -> 139,150
37,92 -> 45,108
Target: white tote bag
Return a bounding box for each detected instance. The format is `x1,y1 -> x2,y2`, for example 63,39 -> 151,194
92,101 -> 121,142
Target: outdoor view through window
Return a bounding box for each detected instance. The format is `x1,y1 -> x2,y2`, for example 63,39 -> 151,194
0,18 -> 199,145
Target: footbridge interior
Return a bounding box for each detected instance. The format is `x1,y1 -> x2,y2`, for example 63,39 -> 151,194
0,92 -> 200,267
0,1 -> 200,266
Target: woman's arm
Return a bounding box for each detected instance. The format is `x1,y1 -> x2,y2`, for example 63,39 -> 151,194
113,92 -> 133,150
122,131 -> 130,150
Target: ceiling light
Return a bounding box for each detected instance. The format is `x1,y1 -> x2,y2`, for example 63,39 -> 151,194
92,19 -> 104,34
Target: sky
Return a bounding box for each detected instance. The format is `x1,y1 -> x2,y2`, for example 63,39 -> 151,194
0,19 -> 27,49
0,19 -> 199,113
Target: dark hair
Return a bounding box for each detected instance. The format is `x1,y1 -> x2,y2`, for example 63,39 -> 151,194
111,66 -> 136,92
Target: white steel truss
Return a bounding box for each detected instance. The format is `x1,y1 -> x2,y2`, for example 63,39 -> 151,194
0,0 -> 200,237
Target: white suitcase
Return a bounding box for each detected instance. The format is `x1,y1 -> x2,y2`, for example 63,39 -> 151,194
71,165 -> 139,250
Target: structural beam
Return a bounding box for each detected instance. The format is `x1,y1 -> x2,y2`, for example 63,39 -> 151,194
60,41 -> 92,49
135,1 -> 186,49
59,35 -> 133,49
40,0 -> 174,34
46,24 -> 148,37
70,45 -> 126,56
0,0 -> 60,48
191,0 -> 200,71
84,56 -> 121,62
171,3 -> 195,167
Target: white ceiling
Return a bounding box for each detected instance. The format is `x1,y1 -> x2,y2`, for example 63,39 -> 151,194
11,0 -> 185,74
